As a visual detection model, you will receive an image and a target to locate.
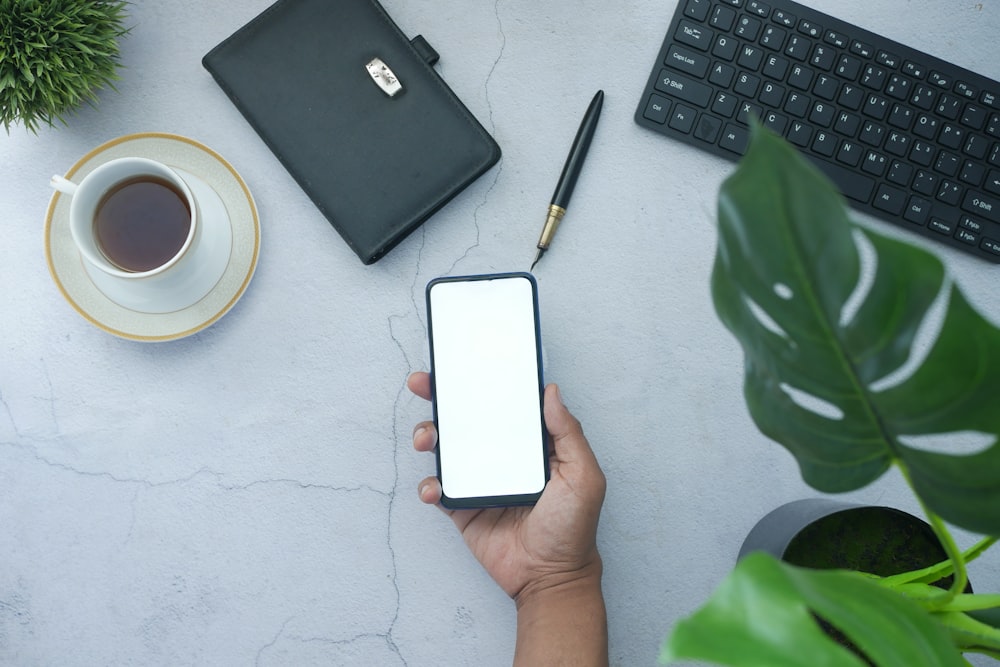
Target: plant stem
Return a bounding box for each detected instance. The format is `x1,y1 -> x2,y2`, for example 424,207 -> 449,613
897,461 -> 967,607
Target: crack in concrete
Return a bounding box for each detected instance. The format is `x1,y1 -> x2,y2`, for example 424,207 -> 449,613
254,615 -> 294,666
445,0 -> 506,277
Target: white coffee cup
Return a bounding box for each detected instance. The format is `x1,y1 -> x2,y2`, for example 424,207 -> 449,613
50,157 -> 198,279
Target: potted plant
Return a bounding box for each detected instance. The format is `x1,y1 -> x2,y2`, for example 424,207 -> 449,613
660,126 -> 1000,666
1,0 -> 129,133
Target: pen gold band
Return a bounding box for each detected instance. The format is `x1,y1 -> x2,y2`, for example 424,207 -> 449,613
535,205 -> 566,250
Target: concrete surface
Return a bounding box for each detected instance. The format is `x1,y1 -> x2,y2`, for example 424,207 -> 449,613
2,0 -> 999,664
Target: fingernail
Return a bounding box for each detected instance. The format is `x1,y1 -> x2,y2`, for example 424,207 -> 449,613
413,425 -> 427,440
418,482 -> 430,500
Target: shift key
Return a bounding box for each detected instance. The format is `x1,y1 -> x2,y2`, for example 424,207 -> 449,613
962,191 -> 1000,223
655,69 -> 712,108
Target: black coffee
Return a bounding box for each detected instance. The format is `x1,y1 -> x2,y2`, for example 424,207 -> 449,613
93,176 -> 192,272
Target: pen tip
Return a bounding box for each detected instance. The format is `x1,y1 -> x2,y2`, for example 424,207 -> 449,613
530,249 -> 543,272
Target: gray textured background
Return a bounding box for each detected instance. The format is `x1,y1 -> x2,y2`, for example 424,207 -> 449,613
2,0 -> 999,664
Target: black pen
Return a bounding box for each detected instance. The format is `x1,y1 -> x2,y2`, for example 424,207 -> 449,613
530,90 -> 604,271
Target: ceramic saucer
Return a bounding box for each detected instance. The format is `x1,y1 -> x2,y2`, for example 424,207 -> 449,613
45,133 -> 260,342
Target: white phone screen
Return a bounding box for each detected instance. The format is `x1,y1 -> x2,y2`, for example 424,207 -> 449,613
428,275 -> 547,503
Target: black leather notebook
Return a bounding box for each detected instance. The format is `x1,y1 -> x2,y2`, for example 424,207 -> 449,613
203,0 -> 501,264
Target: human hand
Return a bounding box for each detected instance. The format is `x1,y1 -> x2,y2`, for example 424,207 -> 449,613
407,371 -> 606,604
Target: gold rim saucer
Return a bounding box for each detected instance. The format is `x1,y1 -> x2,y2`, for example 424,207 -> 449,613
45,132 -> 261,342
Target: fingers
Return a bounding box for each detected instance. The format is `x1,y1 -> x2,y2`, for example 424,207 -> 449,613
412,421 -> 437,452
417,475 -> 443,505
407,371 -> 432,401
544,384 -> 601,471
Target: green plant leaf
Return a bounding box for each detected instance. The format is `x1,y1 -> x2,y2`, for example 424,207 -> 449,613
661,552 -> 966,667
712,127 -> 1000,534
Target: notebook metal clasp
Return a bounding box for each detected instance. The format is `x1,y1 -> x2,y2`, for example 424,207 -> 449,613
365,57 -> 403,97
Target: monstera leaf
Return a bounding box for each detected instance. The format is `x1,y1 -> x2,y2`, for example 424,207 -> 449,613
661,552 -> 966,667
711,127 -> 1000,535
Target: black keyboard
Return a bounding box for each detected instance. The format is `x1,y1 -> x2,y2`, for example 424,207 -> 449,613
635,0 -> 1000,263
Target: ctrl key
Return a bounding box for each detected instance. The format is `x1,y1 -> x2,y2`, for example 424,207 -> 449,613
644,94 -> 671,124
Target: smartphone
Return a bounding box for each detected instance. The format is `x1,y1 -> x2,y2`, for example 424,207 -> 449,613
426,272 -> 549,509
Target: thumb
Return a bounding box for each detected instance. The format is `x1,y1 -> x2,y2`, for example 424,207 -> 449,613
543,384 -> 597,467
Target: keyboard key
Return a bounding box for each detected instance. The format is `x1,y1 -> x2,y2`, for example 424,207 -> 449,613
873,184 -> 907,214
888,104 -> 915,130
912,169 -> 938,195
810,101 -> 835,127
862,151 -> 888,176
836,141 -> 863,167
809,44 -> 836,71
712,91 -> 739,117
982,238 -> 1000,255
887,160 -> 913,186
988,113 -> 1000,137
913,114 -> 940,140
960,160 -> 986,186
763,54 -> 789,80
849,40 -> 873,58
961,216 -> 984,234
813,131 -> 837,156
737,101 -> 764,124
759,81 -> 785,108
934,151 -> 961,177
787,120 -> 813,146
798,19 -> 822,38
712,34 -> 739,60
929,218 -> 955,235
720,123 -> 750,154
709,62 -> 736,87
693,114 -> 722,142
788,64 -> 813,90
666,46 -> 711,77
838,84 -> 864,110
643,95 -> 671,124
911,84 -> 937,110
885,75 -> 911,101
955,228 -> 979,245
760,25 -> 787,50
668,104 -> 698,133
735,15 -> 762,40
808,155 -> 876,202
655,70 -> 713,107
813,74 -> 838,101
962,191 -> 1000,223
738,45 -> 765,71
735,72 -> 761,98
964,134 -> 990,160
784,34 -> 810,61
836,55 -> 862,81
910,141 -> 935,166
863,94 -> 889,120
929,71 -> 952,88
903,61 -> 926,79
861,65 -> 887,91
936,95 -> 963,120
676,20 -> 713,51
824,30 -> 848,48
773,10 -> 797,28
955,81 -> 979,100
784,92 -> 810,118
939,124 -> 965,150
711,5 -> 737,30
859,121 -> 885,146
885,131 -> 911,157
834,111 -> 861,137
763,111 -> 789,134
684,0 -> 712,21
986,169 -> 1000,194
877,51 -> 901,69
748,1 -> 771,18
962,104 -> 988,130
936,180 -> 961,205
904,196 -> 931,224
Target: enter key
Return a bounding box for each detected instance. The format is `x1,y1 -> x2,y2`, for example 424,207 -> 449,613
962,191 -> 1000,224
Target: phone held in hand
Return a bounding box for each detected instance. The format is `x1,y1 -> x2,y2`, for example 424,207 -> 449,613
425,272 -> 549,509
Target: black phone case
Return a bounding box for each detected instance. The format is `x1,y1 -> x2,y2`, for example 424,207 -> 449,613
203,0 -> 501,264
426,272 -> 550,509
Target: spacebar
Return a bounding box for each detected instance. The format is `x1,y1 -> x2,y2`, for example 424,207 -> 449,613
806,156 -> 876,204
